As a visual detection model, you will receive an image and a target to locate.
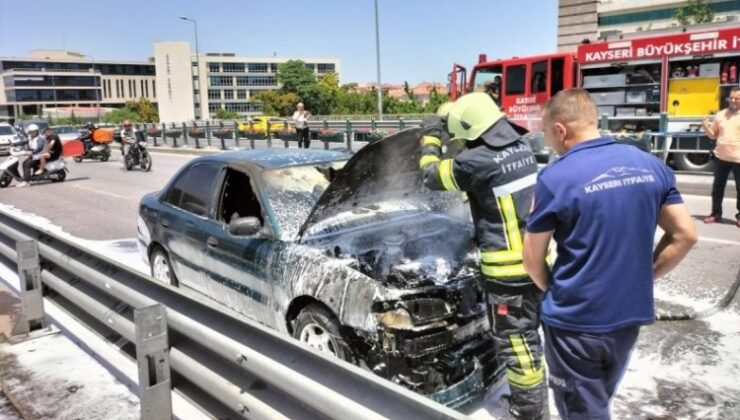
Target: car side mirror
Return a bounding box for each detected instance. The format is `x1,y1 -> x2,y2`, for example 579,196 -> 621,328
229,216 -> 262,236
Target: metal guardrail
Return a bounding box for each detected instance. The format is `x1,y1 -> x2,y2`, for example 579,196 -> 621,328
0,208 -> 463,419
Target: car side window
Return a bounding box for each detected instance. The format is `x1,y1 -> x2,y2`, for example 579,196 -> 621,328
218,168 -> 264,225
165,163 -> 220,217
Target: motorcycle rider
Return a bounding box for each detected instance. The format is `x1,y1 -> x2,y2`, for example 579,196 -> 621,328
120,120 -> 137,158
82,122 -> 96,153
419,92 -> 548,419
36,127 -> 62,175
18,124 -> 47,187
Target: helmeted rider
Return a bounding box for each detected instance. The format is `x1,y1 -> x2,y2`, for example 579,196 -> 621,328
18,123 -> 48,187
419,92 -> 548,419
120,120 -> 137,158
82,122 -> 96,153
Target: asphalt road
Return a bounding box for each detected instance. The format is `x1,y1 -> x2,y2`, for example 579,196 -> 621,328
0,148 -> 738,418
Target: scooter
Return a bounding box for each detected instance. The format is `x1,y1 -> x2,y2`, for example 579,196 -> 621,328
74,135 -> 111,162
124,137 -> 152,172
0,147 -> 68,187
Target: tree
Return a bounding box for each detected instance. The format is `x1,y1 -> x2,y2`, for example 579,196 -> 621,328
102,107 -> 140,123
215,109 -> 239,120
252,91 -> 299,116
278,60 -> 316,93
102,98 -> 159,123
403,81 -> 415,101
675,0 -> 714,26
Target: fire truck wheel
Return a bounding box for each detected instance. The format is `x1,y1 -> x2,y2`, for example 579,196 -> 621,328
673,153 -> 715,173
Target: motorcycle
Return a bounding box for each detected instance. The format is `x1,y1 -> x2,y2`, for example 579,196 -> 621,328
124,137 -> 152,172
0,146 -> 68,187
74,132 -> 111,162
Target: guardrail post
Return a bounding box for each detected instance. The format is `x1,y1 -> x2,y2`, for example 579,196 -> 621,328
233,120 -> 239,149
206,121 -> 212,148
10,240 -> 45,338
600,113 -> 609,132
151,124 -> 158,147
219,121 -> 227,150
399,118 -> 405,130
249,121 -> 255,149
134,304 -> 172,420
346,118 -> 352,151
182,122 -> 188,147
161,123 -> 166,146
371,118 -> 377,131
267,121 -> 272,149
171,123 -> 178,148
193,121 -> 200,149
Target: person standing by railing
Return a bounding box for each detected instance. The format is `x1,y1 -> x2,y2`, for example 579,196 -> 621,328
701,86 -> 740,227
292,102 -> 311,148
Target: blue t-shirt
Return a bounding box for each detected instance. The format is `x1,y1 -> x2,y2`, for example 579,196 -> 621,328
527,136 -> 683,333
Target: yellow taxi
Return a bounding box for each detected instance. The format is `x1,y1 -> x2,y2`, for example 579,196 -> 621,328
238,116 -> 286,134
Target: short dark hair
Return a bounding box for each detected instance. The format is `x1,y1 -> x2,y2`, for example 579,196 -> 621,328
542,88 -> 598,128
731,86 -> 740,95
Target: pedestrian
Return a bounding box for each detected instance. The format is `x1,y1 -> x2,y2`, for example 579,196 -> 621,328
420,92 -> 548,419
292,102 -> 311,148
701,86 -> 740,227
522,88 -> 697,419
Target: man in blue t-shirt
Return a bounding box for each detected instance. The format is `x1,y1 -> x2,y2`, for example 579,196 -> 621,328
522,89 -> 697,419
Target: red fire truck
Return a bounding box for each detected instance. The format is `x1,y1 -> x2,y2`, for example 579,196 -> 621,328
449,26 -> 740,171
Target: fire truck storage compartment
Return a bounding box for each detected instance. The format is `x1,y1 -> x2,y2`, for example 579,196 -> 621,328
591,90 -> 625,105
582,74 -> 627,89
668,78 -> 720,116
616,107 -> 636,117
625,90 -> 648,103
597,106 -> 615,117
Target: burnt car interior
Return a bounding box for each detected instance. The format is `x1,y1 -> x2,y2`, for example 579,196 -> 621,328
218,168 -> 264,226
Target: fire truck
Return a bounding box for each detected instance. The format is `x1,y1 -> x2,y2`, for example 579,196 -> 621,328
448,26 -> 740,172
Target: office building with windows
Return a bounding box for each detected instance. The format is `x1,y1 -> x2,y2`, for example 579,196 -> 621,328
154,41 -> 340,122
0,49 -> 157,118
558,0 -> 740,51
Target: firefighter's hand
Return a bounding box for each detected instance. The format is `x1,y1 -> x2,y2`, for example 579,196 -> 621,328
421,116 -> 447,145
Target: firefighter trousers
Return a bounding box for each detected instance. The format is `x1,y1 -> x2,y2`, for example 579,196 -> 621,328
487,282 -> 548,419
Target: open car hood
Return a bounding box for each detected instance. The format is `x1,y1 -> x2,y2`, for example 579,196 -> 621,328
299,128 -> 465,238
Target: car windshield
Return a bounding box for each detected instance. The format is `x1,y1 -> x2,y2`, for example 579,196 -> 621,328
261,161 -> 347,240
0,126 -> 14,135
53,126 -> 79,134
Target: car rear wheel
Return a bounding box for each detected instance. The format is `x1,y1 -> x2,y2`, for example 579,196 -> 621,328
293,304 -> 353,362
150,246 -> 178,286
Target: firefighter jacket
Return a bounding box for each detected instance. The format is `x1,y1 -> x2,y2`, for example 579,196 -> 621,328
420,119 -> 539,287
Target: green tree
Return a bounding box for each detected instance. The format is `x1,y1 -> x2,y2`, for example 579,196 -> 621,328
102,107 -> 140,123
278,60 -> 316,93
403,81 -> 415,101
215,109 -> 239,120
252,91 -> 299,116
101,98 -> 159,123
675,0 -> 714,26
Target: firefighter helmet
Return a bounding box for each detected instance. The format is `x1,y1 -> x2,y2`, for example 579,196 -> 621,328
436,102 -> 454,118
447,92 -> 504,141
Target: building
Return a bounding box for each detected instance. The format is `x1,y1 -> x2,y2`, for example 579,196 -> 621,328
154,41 -> 341,122
0,50 -> 157,118
558,0 -> 740,51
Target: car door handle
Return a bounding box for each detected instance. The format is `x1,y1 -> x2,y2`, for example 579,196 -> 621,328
207,237 -> 218,248
160,220 -> 169,229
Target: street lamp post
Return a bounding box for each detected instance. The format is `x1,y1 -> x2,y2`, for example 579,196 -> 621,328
180,16 -> 201,120
374,0 -> 383,120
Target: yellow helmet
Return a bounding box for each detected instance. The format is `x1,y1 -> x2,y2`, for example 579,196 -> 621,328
436,102 -> 454,118
447,92 -> 505,141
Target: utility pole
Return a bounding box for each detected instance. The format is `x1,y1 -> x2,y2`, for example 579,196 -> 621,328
374,0 -> 383,120
181,16 -> 202,120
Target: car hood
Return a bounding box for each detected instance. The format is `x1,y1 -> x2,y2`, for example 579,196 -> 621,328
300,128 -> 441,237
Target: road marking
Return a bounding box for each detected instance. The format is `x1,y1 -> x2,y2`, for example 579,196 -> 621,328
698,236 -> 740,246
68,183 -> 135,201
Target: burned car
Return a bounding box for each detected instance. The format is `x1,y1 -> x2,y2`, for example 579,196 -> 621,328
137,128 -> 504,407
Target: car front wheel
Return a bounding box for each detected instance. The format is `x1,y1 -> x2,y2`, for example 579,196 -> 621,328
150,246 -> 178,286
293,304 -> 354,362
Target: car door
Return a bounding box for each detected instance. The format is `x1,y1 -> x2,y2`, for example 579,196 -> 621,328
159,162 -> 222,295
202,166 -> 276,325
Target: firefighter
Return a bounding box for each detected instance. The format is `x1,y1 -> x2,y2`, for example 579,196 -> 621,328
419,92 -> 547,419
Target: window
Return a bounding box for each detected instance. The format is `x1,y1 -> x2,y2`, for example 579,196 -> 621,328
304,63 -> 315,72
218,169 -> 263,225
237,89 -> 246,99
237,76 -> 275,86
317,63 -> 335,73
270,63 -> 279,73
208,89 -> 221,100
224,102 -> 262,112
550,58 -> 564,96
208,103 -> 222,112
222,63 -> 245,73
505,65 -> 526,95
210,76 -> 233,86
472,67 -> 502,93
224,90 -> 234,100
531,61 -> 547,94
165,163 -> 220,216
248,63 -> 268,73
209,63 -> 220,73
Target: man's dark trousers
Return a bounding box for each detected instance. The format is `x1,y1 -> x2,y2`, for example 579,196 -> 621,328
710,157 -> 740,218
543,324 -> 639,420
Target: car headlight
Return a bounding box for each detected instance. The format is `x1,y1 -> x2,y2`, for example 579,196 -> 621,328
375,308 -> 415,330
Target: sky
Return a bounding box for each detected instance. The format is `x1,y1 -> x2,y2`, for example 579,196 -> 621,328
0,0 -> 558,85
